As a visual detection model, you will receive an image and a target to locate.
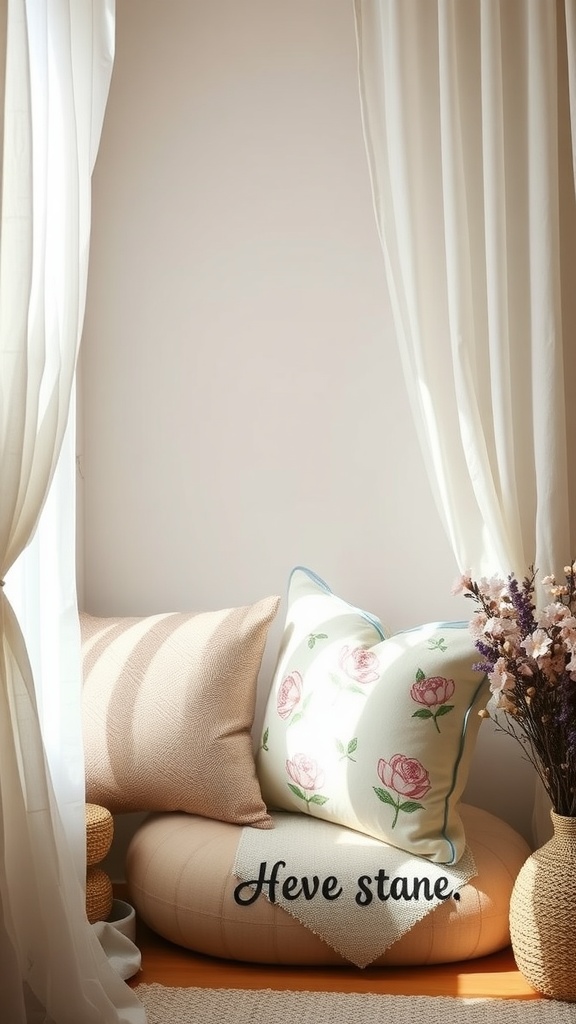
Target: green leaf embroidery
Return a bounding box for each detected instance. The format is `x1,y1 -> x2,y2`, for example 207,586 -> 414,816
428,637 -> 447,652
307,632 -> 328,649
336,736 -> 358,761
415,667 -> 426,682
261,726 -> 269,752
412,704 -> 454,733
399,800 -> 425,814
373,787 -> 397,807
329,672 -> 367,698
289,693 -> 312,728
374,787 -> 426,827
288,784 -> 329,808
436,704 -> 454,718
287,783 -> 306,801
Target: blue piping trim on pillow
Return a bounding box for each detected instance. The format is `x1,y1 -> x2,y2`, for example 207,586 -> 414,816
395,620 -> 470,635
288,565 -> 386,641
395,619 -> 486,864
440,671 -> 489,865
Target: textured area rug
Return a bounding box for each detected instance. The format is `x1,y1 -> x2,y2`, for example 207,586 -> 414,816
134,984 -> 576,1023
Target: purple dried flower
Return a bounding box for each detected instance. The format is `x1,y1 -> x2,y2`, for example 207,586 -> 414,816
473,641 -> 497,665
507,571 -> 537,636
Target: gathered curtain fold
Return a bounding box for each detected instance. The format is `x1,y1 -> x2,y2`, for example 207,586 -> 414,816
0,1 -> 145,1020
354,0 -> 576,586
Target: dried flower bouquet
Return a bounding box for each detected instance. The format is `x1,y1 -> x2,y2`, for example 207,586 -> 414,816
454,564 -> 576,818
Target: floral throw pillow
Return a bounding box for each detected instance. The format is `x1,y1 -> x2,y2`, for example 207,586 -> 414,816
256,567 -> 489,864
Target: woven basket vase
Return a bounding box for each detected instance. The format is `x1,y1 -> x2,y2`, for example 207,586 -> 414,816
509,810 -> 576,1001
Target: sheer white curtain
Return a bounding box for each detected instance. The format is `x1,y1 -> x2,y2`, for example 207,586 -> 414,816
354,0 -> 576,843
0,1 -> 145,1021
354,0 -> 575,583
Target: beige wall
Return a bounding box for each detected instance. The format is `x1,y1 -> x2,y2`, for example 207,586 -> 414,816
79,0 -> 536,873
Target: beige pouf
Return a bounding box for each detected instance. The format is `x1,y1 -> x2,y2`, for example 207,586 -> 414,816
126,803 -> 530,966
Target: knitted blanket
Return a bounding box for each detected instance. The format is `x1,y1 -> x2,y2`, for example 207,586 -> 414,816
233,811 -> 476,967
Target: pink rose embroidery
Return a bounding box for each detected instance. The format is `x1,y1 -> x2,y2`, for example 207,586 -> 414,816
277,671 -> 303,720
286,753 -> 329,809
374,753 -> 431,828
410,669 -> 455,732
378,753 -> 431,799
338,645 -> 380,685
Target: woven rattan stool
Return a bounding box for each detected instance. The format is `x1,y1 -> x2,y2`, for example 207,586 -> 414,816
85,803 -> 114,923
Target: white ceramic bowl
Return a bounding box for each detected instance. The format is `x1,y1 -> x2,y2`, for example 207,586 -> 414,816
107,899 -> 136,942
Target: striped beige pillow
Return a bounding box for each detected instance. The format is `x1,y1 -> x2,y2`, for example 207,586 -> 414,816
81,596 -> 279,828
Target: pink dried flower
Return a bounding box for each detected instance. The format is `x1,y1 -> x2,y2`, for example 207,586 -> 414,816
489,657 -> 516,696
451,572 -> 473,596
521,630 -> 552,660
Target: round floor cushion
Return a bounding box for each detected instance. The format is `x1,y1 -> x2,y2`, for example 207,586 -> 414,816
126,803 -> 530,966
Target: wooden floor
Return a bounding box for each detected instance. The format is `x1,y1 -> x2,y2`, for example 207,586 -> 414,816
125,901 -> 540,1000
